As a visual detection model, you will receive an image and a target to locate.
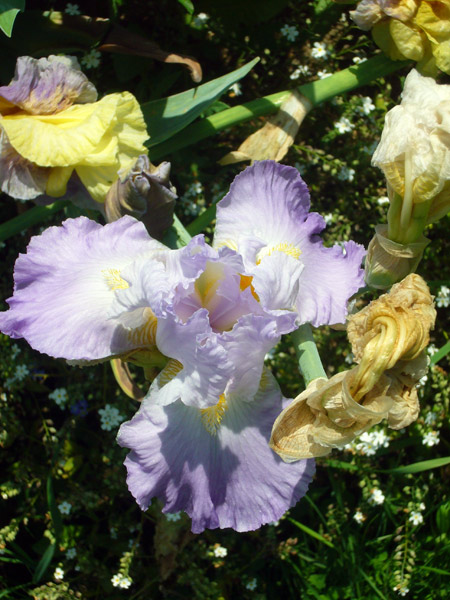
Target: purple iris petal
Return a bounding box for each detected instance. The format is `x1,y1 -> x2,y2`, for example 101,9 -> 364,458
0,216 -> 162,360
0,55 -> 97,115
214,160 -> 366,326
118,371 -> 315,533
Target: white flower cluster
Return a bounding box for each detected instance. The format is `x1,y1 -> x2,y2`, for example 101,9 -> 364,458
49,387 -> 68,408
409,503 -> 425,526
337,166 -> 355,182
290,65 -> 310,80
98,404 -> 125,431
355,430 -> 390,456
436,285 -> 450,308
280,25 -> 299,42
356,96 -> 375,116
111,573 -> 132,589
393,582 -> 410,596
368,487 -> 385,505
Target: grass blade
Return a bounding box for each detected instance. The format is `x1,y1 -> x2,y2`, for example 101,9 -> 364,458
288,517 -> 335,549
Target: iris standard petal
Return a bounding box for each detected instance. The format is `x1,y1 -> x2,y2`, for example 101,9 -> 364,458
117,371 -> 315,533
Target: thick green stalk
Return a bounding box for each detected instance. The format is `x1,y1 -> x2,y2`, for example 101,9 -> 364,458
291,324 -> 327,386
149,55 -> 407,161
0,201 -> 69,243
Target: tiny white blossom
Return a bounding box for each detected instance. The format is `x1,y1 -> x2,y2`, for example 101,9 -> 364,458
229,82 -> 242,96
58,501 -> 72,515
49,387 -> 69,408
436,285 -> 450,308
323,213 -> 333,225
337,166 -> 356,182
424,411 -> 437,426
419,374 -> 428,387
409,510 -> 424,525
317,70 -> 332,79
193,12 -> 209,26
357,96 -> 375,116
394,583 -> 410,596
269,519 -> 280,526
166,512 -> 182,522
280,25 -> 299,42
246,578 -> 258,591
344,352 -> 354,365
352,56 -> 367,64
14,364 -> 29,381
355,430 -> 390,456
66,547 -> 77,559
340,13 -> 347,23
65,3 -> 81,15
427,344 -> 437,356
99,404 -> 124,431
422,431 -> 440,447
377,196 -> 390,206
119,576 -> 132,589
54,567 -> 64,580
369,488 -> 385,505
81,49 -> 101,69
311,42 -> 329,60
290,65 -> 310,80
334,117 -> 354,134
418,502 -> 426,511
353,509 -> 366,524
11,344 -> 21,359
213,545 -> 228,558
111,574 -> 122,587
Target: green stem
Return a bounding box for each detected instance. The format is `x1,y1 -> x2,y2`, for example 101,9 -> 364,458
291,324 -> 327,386
186,203 -> 217,236
387,191 -> 403,241
0,201 -> 69,243
149,55 -> 408,161
172,213 -> 192,247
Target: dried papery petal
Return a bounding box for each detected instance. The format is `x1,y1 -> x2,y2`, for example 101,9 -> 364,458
365,225 -> 430,289
386,378 -> 420,428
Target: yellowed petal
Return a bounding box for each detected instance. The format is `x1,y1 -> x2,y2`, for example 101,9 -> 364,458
75,164 -> 120,204
389,19 -> 426,61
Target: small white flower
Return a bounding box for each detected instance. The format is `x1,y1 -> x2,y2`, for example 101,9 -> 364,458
418,502 -> 426,511
334,117 -> 354,134
369,488 -> 385,505
14,364 -> 29,381
436,286 -> 450,308
394,583 -> 410,596
409,510 -> 424,525
323,213 -> 333,225
352,56 -> 367,64
66,547 -> 77,559
344,352 -> 354,365
280,25 -> 299,42
269,519 -> 280,526
294,162 -> 306,175
317,70 -> 332,79
81,49 -> 101,69
353,509 -> 366,524
65,3 -> 81,15
357,96 -> 375,116
99,404 -> 124,431
422,431 -> 440,447
111,574 -> 122,587
338,166 -> 356,182
166,512 -> 182,522
424,412 -> 437,426
426,344 -> 437,356
11,344 -> 21,359
49,387 -> 68,408
340,13 -> 347,23
290,65 -> 310,80
229,82 -> 242,96
377,196 -> 390,206
119,576 -> 132,589
193,12 -> 209,26
311,42 -> 329,60
58,501 -> 72,515
54,567 -> 64,580
213,545 -> 228,558
246,578 -> 258,591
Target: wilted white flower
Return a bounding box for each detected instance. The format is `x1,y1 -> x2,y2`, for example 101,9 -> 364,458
213,545 -> 228,558
280,25 -> 299,42
311,42 -> 329,60
58,501 -> 72,515
334,117 -> 353,134
54,567 -> 64,580
353,509 -> 366,524
65,3 -> 80,15
423,431 -> 440,447
409,510 -> 424,525
369,488 -> 385,505
81,49 -> 101,69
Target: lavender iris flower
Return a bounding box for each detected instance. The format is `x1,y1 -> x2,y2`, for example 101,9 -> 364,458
0,161 -> 365,532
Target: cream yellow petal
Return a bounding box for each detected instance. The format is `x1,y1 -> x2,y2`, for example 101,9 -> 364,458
75,164 -> 120,204
46,166 -> 74,197
389,19 -> 426,61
